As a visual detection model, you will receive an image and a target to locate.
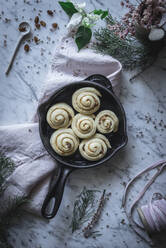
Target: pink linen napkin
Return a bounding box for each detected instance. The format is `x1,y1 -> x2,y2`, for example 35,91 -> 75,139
0,34 -> 122,216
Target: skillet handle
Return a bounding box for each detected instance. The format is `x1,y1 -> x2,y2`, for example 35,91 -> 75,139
85,74 -> 113,93
41,166 -> 73,219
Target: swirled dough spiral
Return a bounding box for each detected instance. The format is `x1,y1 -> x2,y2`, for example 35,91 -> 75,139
79,133 -> 111,161
72,114 -> 96,139
72,87 -> 101,114
95,110 -> 119,134
50,128 -> 79,156
46,103 -> 74,129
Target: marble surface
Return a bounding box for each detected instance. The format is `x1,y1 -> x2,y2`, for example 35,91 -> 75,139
0,0 -> 166,248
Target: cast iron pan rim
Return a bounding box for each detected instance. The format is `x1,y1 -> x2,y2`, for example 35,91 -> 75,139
38,80 -> 128,169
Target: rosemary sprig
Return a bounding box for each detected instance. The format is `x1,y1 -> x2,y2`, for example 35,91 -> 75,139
0,152 -> 15,195
0,152 -> 27,247
0,196 -> 28,248
82,189 -> 110,238
71,187 -> 97,233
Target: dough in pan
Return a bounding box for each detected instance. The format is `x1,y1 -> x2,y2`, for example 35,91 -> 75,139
72,87 -> 101,114
72,114 -> 96,139
50,128 -> 79,156
95,110 -> 119,134
47,103 -> 74,129
79,133 -> 111,161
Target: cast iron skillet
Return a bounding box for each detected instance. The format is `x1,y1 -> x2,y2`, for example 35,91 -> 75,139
38,74 -> 128,219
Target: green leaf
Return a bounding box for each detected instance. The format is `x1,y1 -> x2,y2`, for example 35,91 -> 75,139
59,1 -> 78,17
101,10 -> 108,19
75,26 -> 92,51
93,9 -> 108,19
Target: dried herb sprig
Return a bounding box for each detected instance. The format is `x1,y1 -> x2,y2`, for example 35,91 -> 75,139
0,152 -> 27,247
0,196 -> 28,248
121,0 -> 166,33
71,187 -> 97,233
0,152 -> 15,195
82,190 -> 110,238
93,14 -> 164,70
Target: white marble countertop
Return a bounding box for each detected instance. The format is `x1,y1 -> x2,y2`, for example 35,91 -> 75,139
0,0 -> 166,248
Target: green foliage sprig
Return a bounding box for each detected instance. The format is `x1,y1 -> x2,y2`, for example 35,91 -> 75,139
71,186 -> 97,232
59,1 -> 108,51
93,14 -> 165,70
0,152 -> 27,248
0,152 -> 15,194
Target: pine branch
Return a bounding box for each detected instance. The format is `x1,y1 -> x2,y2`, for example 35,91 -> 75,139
93,14 -> 164,70
93,28 -> 155,70
0,152 -> 15,194
82,190 -> 111,238
71,187 -> 98,233
0,196 -> 28,248
0,152 -> 28,247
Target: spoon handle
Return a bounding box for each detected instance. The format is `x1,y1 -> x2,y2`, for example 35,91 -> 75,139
6,35 -> 24,75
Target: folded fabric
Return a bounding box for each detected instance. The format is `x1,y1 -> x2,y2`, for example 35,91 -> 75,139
0,34 -> 122,216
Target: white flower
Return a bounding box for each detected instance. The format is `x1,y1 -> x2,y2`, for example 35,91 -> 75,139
67,12 -> 83,31
87,13 -> 100,22
82,17 -> 90,27
82,14 -> 100,28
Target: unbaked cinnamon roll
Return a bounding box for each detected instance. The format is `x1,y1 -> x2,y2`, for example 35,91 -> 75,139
50,128 -> 79,156
46,103 -> 74,129
72,87 -> 101,114
72,114 -> 96,139
95,110 -> 119,134
79,133 -> 111,161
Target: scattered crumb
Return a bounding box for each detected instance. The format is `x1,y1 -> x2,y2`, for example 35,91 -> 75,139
4,18 -> 11,23
122,181 -> 126,187
121,219 -> 125,225
34,36 -> 40,44
35,23 -> 40,29
34,16 -> 39,24
3,40 -> 7,47
47,10 -> 53,16
24,44 -> 30,52
40,20 -> 46,27
52,22 -> 58,29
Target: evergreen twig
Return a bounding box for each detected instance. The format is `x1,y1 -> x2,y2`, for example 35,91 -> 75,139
0,152 -> 15,195
71,187 -> 98,233
0,196 -> 28,248
82,190 -> 111,238
93,14 -> 164,70
0,152 -> 27,247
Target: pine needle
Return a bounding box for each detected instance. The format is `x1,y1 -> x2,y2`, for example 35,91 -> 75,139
71,187 -> 98,233
93,14 -> 163,70
0,152 -> 28,247
0,196 -> 28,248
0,152 -> 15,194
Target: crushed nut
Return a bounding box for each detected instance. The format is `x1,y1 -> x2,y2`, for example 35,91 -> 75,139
52,23 -> 58,29
24,44 -> 30,52
34,16 -> 39,24
47,10 -> 53,16
35,23 -> 40,29
40,20 -> 46,27
34,36 -> 40,43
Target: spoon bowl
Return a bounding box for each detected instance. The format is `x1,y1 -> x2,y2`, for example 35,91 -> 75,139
19,22 -> 31,35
